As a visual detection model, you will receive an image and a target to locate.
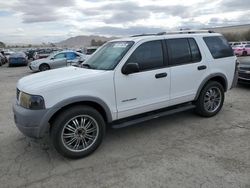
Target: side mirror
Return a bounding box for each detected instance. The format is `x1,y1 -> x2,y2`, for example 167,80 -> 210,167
122,63 -> 140,75
50,57 -> 54,60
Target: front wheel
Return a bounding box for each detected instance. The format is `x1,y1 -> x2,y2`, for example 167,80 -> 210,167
39,64 -> 50,71
51,105 -> 106,159
195,81 -> 224,117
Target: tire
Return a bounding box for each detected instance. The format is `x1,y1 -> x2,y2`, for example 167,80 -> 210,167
195,81 -> 224,117
39,64 -> 50,71
51,105 -> 106,159
242,51 -> 247,56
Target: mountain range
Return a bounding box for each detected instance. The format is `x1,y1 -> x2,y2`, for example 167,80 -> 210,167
56,35 -> 116,48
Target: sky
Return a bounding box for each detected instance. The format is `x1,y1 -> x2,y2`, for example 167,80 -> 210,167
0,0 -> 249,44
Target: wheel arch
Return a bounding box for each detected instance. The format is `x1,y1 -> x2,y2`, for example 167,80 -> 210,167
194,73 -> 228,101
38,96 -> 113,137
39,63 -> 50,70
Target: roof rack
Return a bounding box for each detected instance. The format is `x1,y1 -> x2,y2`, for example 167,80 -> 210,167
131,34 -> 156,37
130,30 -> 215,38
156,30 -> 215,35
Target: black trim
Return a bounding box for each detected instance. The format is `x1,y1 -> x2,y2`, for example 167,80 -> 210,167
111,102 -> 195,128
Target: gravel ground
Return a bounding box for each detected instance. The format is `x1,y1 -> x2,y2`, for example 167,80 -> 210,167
0,61 -> 249,188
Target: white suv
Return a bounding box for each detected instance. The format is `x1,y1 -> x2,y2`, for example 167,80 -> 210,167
13,31 -> 238,158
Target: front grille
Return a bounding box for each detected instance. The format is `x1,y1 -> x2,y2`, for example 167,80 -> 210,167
16,88 -> 20,100
239,67 -> 250,71
239,72 -> 250,80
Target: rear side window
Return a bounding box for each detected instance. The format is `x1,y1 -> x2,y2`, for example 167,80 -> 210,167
127,40 -> 164,71
203,36 -> 234,59
66,52 -> 76,60
167,38 -> 201,66
188,38 -> 202,63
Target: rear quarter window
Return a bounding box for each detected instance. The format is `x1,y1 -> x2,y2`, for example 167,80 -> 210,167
203,36 -> 234,59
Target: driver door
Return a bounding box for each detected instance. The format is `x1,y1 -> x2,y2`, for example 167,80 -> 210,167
114,40 -> 170,119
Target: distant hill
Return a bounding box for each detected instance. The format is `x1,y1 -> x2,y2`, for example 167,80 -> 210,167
56,35 -> 116,48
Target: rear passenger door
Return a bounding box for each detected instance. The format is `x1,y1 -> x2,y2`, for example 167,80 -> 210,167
66,52 -> 80,66
166,38 -> 209,105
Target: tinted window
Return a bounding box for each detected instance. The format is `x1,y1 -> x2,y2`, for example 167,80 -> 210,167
203,36 -> 234,59
245,45 -> 250,48
54,53 -> 65,59
188,38 -> 202,62
167,38 -> 191,65
127,40 -> 164,71
66,52 -> 76,60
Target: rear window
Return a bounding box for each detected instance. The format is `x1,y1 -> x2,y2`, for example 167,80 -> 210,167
203,36 -> 234,59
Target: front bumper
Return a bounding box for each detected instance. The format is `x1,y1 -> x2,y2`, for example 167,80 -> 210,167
29,64 -> 39,71
13,102 -> 49,138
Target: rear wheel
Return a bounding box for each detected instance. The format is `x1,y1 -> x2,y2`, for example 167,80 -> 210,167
242,51 -> 247,56
39,64 -> 50,71
51,105 -> 106,159
195,81 -> 224,117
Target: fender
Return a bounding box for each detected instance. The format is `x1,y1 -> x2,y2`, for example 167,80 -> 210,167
194,73 -> 228,100
38,96 -> 113,137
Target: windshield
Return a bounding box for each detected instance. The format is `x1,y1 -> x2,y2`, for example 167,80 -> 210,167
83,41 -> 134,70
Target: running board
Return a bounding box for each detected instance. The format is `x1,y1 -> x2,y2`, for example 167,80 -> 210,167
111,104 -> 195,129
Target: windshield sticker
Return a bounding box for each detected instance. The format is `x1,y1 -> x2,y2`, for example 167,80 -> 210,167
113,43 -> 129,48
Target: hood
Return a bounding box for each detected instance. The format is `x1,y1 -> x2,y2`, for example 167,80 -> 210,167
17,66 -> 106,93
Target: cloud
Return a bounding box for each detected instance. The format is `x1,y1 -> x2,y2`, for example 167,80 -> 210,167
86,26 -> 165,36
219,0 -> 250,11
13,0 -> 75,23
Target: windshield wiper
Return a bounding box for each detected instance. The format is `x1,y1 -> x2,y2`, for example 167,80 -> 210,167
81,63 -> 93,69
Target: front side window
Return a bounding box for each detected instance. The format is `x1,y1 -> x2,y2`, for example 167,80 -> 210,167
54,53 -> 66,59
203,36 -> 234,59
83,41 -> 134,70
127,40 -> 164,71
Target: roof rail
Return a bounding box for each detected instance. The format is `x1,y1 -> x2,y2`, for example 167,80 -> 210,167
131,33 -> 155,37
156,30 -> 215,35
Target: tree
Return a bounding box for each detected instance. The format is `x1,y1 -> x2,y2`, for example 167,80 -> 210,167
243,29 -> 250,41
0,41 -> 6,48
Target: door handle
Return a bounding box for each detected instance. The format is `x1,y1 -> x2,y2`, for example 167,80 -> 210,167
155,72 -> 167,79
197,65 -> 207,70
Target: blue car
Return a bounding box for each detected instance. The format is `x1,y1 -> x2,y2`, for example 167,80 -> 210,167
9,52 -> 28,67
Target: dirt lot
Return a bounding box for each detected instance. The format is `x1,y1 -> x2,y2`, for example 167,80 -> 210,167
0,61 -> 249,188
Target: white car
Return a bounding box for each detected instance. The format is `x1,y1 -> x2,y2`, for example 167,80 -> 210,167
29,50 -> 86,72
13,30 -> 238,158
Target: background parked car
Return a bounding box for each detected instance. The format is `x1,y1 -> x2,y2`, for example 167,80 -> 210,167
3,50 -> 14,62
230,41 -> 250,46
8,52 -> 28,67
238,59 -> 250,84
29,50 -> 86,71
33,49 -> 55,60
232,44 -> 250,56
0,52 -> 7,64
25,49 -> 36,60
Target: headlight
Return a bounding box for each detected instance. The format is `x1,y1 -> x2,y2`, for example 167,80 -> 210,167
19,92 -> 45,110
